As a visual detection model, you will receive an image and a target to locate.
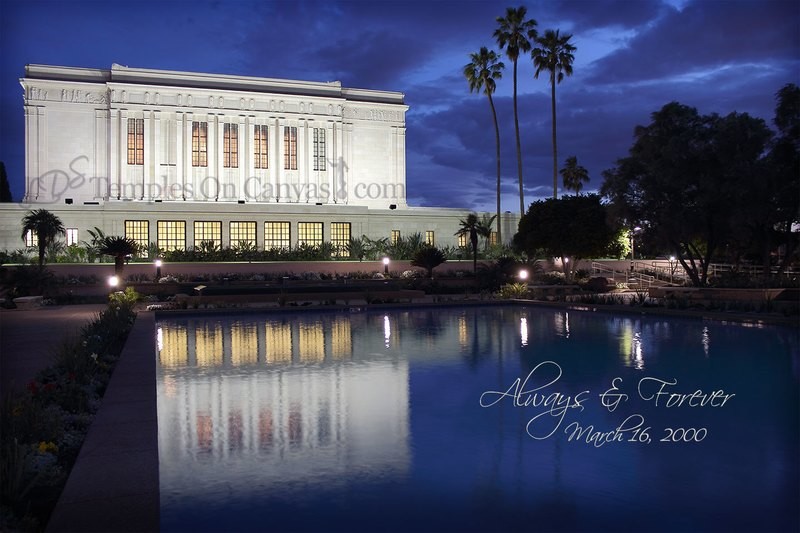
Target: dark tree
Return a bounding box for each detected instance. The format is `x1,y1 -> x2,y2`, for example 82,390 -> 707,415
98,236 -> 139,276
456,213 -> 481,274
411,246 -> 447,278
601,102 -> 773,286
495,6 -> 537,214
21,209 -> 64,268
464,48 -> 505,244
512,194 -> 616,282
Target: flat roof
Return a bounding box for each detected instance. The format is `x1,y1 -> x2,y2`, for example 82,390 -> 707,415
23,64 -> 405,105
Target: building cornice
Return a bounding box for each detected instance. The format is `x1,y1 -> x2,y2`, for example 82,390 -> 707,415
23,64 -> 405,105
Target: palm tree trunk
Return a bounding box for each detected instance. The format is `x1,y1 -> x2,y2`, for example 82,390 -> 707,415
513,60 -> 524,214
488,92 -> 502,245
551,77 -> 558,199
115,256 -> 125,276
38,242 -> 46,268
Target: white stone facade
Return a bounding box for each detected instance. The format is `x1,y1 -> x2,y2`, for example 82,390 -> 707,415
0,64 -> 518,253
21,64 -> 407,208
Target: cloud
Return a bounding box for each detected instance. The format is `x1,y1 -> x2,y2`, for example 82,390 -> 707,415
585,0 -> 800,86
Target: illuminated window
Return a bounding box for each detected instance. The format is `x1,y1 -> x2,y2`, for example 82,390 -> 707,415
229,221 -> 256,248
254,125 -> 269,169
157,220 -> 186,251
66,228 -> 79,246
192,122 -> 208,167
425,230 -> 435,246
223,123 -> 238,168
391,230 -> 400,245
298,222 -> 323,247
313,128 -> 326,171
264,221 -> 290,250
330,222 -> 351,257
24,230 -> 38,248
490,231 -> 498,246
193,221 -> 222,249
283,126 -> 297,170
458,233 -> 468,248
125,220 -> 149,251
127,118 -> 144,165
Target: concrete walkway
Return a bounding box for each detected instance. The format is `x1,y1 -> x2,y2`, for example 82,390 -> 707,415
0,304 -> 106,396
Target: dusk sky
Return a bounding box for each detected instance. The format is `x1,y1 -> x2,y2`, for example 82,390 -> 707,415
1,0 -> 798,212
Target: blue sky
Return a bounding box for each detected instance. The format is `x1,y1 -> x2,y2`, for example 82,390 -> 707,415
0,0 -> 797,211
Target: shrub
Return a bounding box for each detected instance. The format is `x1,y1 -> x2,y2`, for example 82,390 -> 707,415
496,282 -> 530,299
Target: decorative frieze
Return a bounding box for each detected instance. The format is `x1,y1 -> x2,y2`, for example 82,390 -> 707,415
343,107 -> 403,122
60,88 -> 108,104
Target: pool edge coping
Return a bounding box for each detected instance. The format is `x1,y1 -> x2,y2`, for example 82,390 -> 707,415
47,312 -> 159,533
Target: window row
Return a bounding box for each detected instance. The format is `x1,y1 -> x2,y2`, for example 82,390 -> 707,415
128,119 -> 326,172
125,220 -> 352,254
25,228 -> 80,248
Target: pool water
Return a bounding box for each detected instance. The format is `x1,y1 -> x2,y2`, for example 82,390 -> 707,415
156,306 -> 799,532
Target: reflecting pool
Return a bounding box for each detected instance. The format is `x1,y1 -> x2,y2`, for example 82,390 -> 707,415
156,306 -> 799,532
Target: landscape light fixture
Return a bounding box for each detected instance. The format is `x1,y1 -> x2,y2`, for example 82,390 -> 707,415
154,258 -> 163,279
519,269 -> 529,281
383,257 -> 390,275
108,275 -> 119,288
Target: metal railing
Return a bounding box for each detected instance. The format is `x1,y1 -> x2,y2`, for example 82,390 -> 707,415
591,262 -> 657,288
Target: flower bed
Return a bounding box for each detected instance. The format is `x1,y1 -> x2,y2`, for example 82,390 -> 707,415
0,289 -> 138,531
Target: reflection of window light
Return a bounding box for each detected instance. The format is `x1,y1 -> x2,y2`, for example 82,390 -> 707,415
299,323 -> 324,362
632,332 -> 644,370
458,315 -> 468,348
266,322 -> 292,364
157,327 -> 163,351
565,312 -> 570,338
384,315 -> 391,348
331,318 -> 352,359
702,326 -> 710,356
520,317 -> 528,347
231,323 -> 258,366
195,324 -> 223,367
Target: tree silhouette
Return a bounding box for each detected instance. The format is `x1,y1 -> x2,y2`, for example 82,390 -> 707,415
456,213 -> 481,274
532,29 -> 576,199
0,162 -> 12,202
560,155 -> 589,194
98,236 -> 139,277
21,209 -> 64,268
494,6 -> 537,214
464,47 -> 505,244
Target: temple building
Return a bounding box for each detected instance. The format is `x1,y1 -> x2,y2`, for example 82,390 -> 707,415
0,64 -> 517,253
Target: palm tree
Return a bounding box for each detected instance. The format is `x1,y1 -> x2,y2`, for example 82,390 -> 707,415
560,155 -> 589,194
21,209 -> 64,268
494,6 -> 537,215
98,236 -> 138,277
532,29 -> 576,199
464,47 -> 505,245
455,213 -> 481,274
477,213 -> 498,250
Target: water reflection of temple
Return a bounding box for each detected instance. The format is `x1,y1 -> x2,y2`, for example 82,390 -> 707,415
157,315 -> 410,495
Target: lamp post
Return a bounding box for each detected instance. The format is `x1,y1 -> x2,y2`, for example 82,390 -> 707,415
108,275 -> 119,293
669,255 -> 677,284
630,226 -> 642,271
519,269 -> 528,282
154,258 -> 162,280
382,257 -> 390,275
